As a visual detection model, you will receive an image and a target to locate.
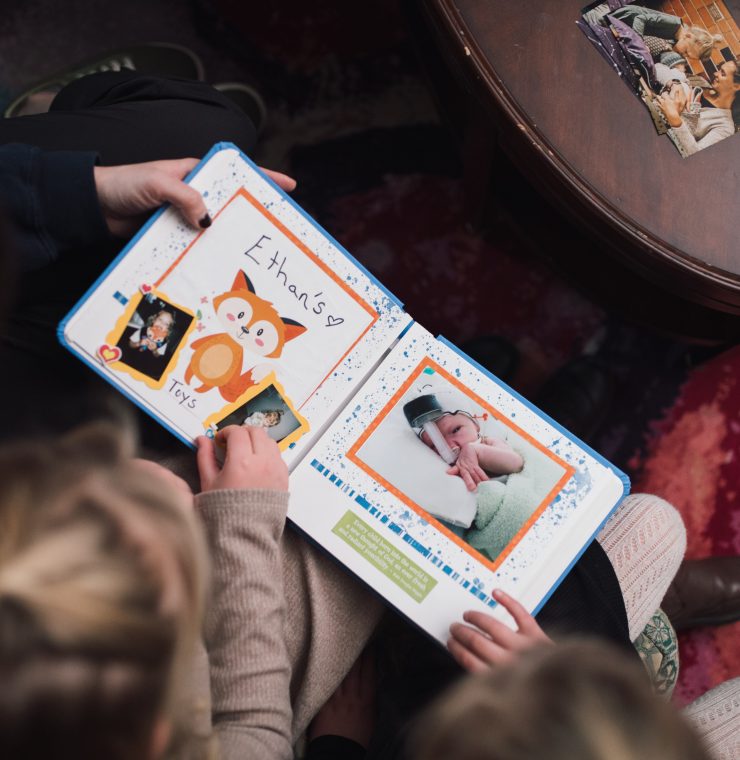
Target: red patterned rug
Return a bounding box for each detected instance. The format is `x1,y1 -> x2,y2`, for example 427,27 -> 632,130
631,346 -> 740,705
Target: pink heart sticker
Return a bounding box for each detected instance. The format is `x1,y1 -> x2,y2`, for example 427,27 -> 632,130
139,283 -> 153,294
97,344 -> 122,364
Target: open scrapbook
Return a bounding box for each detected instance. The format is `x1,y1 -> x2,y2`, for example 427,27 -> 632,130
60,143 -> 628,643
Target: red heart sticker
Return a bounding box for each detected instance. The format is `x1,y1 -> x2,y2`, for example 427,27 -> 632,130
97,344 -> 122,364
139,283 -> 153,294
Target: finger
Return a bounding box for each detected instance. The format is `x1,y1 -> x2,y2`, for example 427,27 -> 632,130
449,622 -> 511,667
446,465 -> 460,476
461,610 -> 522,650
246,424 -> 275,453
492,589 -> 540,634
218,425 -> 254,461
260,167 -> 297,192
460,467 -> 476,491
472,465 -> 488,483
196,436 -> 220,489
446,635 -> 492,673
157,157 -> 200,179
149,169 -> 209,229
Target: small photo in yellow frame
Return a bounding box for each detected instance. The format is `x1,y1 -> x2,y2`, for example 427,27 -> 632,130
203,373 -> 310,451
105,289 -> 197,390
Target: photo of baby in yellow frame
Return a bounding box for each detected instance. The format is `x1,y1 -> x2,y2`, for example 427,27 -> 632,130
203,372 -> 310,451
105,288 -> 197,390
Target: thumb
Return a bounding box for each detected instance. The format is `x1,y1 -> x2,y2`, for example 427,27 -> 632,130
196,436 -> 220,490
151,159 -> 209,228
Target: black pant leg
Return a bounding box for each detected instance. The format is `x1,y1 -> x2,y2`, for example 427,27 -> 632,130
0,71 -> 257,163
0,72 -> 258,445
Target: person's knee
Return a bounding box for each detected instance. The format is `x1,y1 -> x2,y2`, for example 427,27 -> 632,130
620,492 -> 687,559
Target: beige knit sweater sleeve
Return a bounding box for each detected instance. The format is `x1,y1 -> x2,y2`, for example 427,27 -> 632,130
195,488 -> 293,760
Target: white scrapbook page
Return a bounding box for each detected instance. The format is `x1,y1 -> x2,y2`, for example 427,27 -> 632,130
60,143 -> 411,465
289,324 -> 628,643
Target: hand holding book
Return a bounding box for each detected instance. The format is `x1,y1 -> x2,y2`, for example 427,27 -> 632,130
448,590 -> 554,673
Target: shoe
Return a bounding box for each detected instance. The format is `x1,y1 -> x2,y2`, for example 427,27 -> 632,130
460,335 -> 519,383
535,356 -> 614,441
661,557 -> 740,630
4,42 -> 205,118
213,82 -> 267,135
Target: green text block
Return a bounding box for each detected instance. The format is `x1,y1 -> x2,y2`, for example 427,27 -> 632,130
332,511 -> 437,603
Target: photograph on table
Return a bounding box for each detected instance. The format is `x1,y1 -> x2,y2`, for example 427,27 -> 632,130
578,1 -> 740,157
347,361 -> 574,568
107,291 -> 195,387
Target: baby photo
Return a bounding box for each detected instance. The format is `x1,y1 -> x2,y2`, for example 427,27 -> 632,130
349,365 -> 571,565
214,382 -> 306,445
114,294 -> 194,382
578,1 -> 740,156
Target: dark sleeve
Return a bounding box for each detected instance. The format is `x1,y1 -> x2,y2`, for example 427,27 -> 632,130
0,143 -> 111,273
638,12 -> 681,40
610,7 -> 681,39
305,736 -> 367,760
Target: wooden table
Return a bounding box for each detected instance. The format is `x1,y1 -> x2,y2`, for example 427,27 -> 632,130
421,0 -> 740,316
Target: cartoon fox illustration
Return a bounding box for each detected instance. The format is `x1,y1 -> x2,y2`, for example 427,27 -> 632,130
185,270 -> 307,402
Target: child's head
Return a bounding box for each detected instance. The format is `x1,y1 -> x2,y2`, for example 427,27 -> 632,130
411,640 -> 710,760
676,25 -> 723,61
0,423 -> 209,760
420,411 -> 480,453
148,310 -> 175,338
261,410 -> 283,427
661,50 -> 688,74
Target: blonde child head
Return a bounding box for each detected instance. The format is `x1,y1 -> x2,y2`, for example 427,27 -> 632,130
678,26 -> 723,61
0,423 -> 209,760
261,409 -> 283,427
412,640 -> 710,760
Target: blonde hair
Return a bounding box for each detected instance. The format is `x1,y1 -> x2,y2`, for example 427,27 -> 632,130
686,26 -> 724,60
412,640 -> 710,760
0,423 -> 209,760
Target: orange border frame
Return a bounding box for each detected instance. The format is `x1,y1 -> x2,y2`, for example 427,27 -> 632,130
154,187 -> 380,409
346,359 -> 577,572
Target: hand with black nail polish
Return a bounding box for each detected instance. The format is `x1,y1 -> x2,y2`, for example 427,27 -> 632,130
94,157 -> 208,237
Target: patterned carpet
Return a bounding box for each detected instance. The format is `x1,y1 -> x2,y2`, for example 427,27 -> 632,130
631,347 -> 740,705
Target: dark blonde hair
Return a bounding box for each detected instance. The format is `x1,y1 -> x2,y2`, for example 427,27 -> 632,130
686,26 -> 723,61
0,423 -> 209,760
412,640 -> 710,760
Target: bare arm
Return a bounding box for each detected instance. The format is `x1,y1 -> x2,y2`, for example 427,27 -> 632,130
474,438 -> 524,476
447,439 -> 523,492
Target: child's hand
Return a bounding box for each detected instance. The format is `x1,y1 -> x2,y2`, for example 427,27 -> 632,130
308,649 -> 376,749
447,442 -> 488,491
447,589 -> 553,672
196,425 -> 288,492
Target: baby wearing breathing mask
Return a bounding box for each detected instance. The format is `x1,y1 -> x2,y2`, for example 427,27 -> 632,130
419,409 -> 523,493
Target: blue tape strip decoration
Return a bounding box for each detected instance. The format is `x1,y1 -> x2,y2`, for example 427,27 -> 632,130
311,458 -> 497,608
